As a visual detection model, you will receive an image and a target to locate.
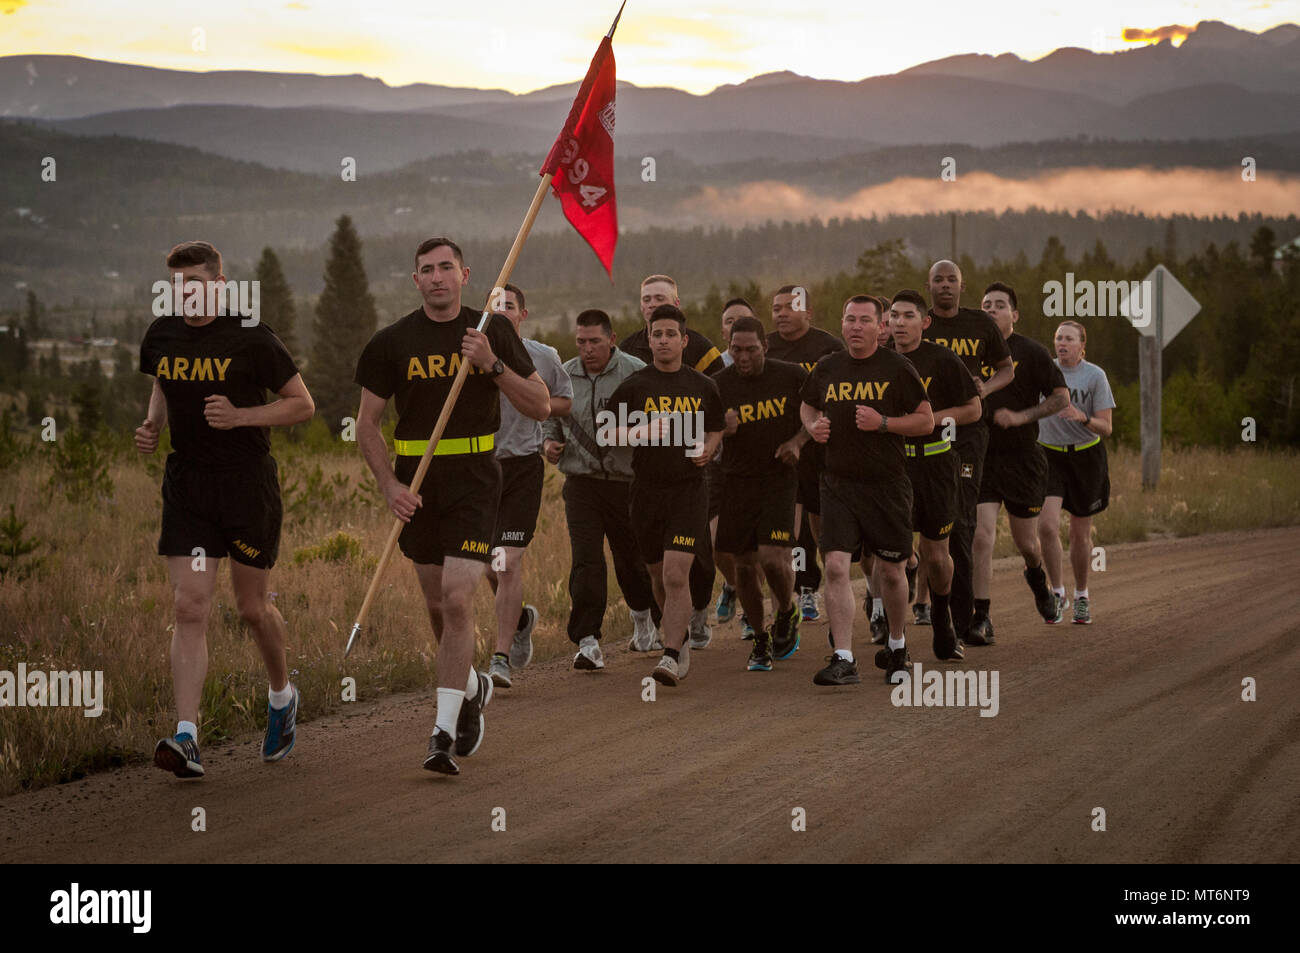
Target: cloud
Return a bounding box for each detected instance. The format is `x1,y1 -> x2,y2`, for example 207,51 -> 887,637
668,168 -> 1300,227
2,0 -> 26,14
1122,24 -> 1195,44
269,38 -> 395,64
618,15 -> 752,53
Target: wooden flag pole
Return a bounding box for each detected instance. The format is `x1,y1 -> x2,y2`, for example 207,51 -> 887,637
345,172 -> 554,657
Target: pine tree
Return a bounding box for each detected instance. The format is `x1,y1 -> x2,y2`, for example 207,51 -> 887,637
256,247 -> 298,354
310,216 -> 378,433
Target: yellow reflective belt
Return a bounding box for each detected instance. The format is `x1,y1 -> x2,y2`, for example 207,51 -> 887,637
905,440 -> 951,458
394,434 -> 495,456
1038,436 -> 1100,453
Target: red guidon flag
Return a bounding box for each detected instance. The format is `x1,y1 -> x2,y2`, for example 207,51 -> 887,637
540,35 -> 618,276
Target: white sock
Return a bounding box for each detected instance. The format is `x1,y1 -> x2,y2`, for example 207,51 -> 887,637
177,720 -> 198,740
1075,589 -> 1089,600
871,598 -> 884,620
268,682 -> 294,709
1053,586 -> 1065,598
464,669 -> 478,700
888,636 -> 906,651
834,648 -> 854,662
435,688 -> 465,738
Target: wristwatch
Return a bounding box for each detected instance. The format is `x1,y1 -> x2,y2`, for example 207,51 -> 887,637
487,358 -> 505,379
878,415 -> 889,433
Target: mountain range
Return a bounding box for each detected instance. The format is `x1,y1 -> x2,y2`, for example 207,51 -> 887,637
3,20 -> 1299,170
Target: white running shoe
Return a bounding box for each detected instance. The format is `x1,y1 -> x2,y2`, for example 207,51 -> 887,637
688,609 -> 712,649
573,635 -> 605,671
651,655 -> 680,686
628,608 -> 662,652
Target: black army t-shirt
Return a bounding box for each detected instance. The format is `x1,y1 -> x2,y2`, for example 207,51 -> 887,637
354,306 -> 535,442
621,325 -> 725,376
715,359 -> 807,480
765,326 -> 844,373
139,314 -> 299,467
922,307 -> 1010,375
607,365 -> 725,483
799,347 -> 928,484
984,332 -> 1067,453
898,340 -> 979,450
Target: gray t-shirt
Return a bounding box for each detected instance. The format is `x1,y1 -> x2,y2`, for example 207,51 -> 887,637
495,337 -> 573,458
1037,359 -> 1115,447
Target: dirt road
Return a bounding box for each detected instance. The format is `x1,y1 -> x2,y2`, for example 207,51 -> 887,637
3,528 -> 1298,863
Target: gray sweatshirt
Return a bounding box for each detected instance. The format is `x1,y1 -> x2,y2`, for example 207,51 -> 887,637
542,348 -> 645,481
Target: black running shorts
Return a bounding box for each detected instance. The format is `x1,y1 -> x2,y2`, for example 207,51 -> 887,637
715,472 -> 798,554
158,453 -> 282,569
906,449 -> 959,540
1043,440 -> 1110,517
819,472 -> 913,563
978,445 -> 1048,519
706,458 -> 725,521
493,453 -> 545,548
394,452 -> 501,565
629,477 -> 708,566
795,443 -> 823,515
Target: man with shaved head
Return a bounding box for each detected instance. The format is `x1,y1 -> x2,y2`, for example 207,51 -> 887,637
923,260 -> 1014,646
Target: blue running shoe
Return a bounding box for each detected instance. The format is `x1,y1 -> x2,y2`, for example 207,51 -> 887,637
154,733 -> 204,778
799,587 -> 820,623
715,584 -> 737,623
262,684 -> 299,762
740,614 -> 755,640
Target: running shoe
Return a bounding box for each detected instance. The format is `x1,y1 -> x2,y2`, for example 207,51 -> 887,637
1046,593 -> 1065,625
747,629 -> 774,672
261,683 -> 298,762
813,654 -> 861,686
932,609 -> 964,661
489,653 -> 512,688
454,670 -> 493,757
740,614 -> 755,640
573,635 -> 605,670
799,587 -> 820,622
715,584 -> 737,623
913,603 -> 932,626
423,729 -> 459,775
1023,567 -> 1057,622
651,655 -> 681,687
1073,595 -> 1092,625
688,610 -> 713,649
771,605 -> 801,660
882,646 -> 911,684
965,615 -> 995,646
628,609 -> 662,652
154,733 -> 204,779
677,642 -> 692,680
870,612 -> 889,645
509,604 -> 538,670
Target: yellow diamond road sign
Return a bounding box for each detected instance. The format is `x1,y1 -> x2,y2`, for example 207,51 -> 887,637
1123,264 -> 1201,348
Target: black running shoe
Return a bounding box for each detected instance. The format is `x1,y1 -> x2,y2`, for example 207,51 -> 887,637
1024,566 -> 1057,622
154,733 -> 204,779
869,613 -> 889,645
747,629 -> 774,672
424,729 -> 460,774
813,654 -> 861,686
455,671 -> 493,757
884,646 -> 911,684
932,607 -> 964,661
771,605 -> 801,659
965,615 -> 995,646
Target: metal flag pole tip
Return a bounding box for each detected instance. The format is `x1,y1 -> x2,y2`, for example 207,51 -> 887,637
345,622 -> 362,658
607,0 -> 627,38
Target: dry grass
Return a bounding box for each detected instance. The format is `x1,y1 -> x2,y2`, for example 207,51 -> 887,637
1,441 -> 1296,795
